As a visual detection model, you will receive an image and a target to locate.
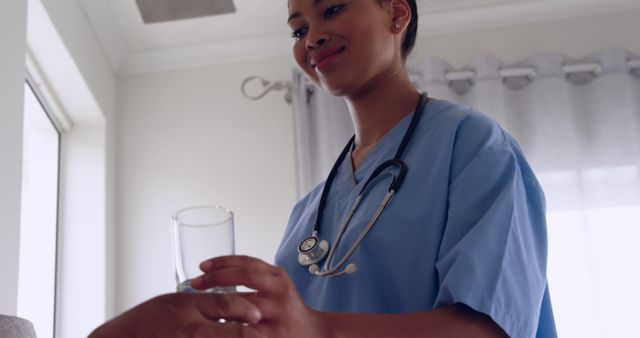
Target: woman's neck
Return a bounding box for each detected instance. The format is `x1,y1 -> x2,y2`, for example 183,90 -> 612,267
344,71 -> 420,170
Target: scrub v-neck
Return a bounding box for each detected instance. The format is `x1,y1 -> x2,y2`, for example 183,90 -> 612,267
335,111 -> 416,194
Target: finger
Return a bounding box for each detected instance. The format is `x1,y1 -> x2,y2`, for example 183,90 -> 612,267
192,266 -> 285,296
193,293 -> 262,324
229,292 -> 288,321
203,322 -> 267,338
236,295 -> 284,322
200,255 -> 279,274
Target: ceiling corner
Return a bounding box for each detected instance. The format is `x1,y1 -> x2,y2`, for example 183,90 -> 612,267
79,0 -> 130,75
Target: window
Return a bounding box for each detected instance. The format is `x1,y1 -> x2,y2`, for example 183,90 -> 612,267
17,80 -> 61,338
541,165 -> 640,337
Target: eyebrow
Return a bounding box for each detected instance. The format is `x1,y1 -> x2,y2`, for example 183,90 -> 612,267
287,0 -> 325,23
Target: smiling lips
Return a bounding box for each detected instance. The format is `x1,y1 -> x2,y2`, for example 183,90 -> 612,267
311,46 -> 346,72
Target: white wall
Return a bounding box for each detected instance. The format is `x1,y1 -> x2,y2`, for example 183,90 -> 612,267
26,0 -> 117,335
0,0 -> 117,330
0,0 -> 27,317
116,56 -> 297,312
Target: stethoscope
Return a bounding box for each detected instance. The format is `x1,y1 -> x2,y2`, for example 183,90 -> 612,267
297,93 -> 429,277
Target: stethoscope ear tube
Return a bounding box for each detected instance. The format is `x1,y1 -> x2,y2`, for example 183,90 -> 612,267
311,135 -> 357,235
361,159 -> 408,194
393,161 -> 408,191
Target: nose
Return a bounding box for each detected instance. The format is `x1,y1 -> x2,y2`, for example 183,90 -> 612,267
306,32 -> 330,50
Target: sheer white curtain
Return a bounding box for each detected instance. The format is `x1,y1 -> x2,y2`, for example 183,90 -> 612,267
292,48 -> 640,338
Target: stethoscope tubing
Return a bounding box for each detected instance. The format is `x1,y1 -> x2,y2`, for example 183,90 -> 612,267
303,93 -> 429,277
319,188 -> 396,276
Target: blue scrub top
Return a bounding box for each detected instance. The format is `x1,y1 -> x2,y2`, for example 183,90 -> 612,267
275,99 -> 557,338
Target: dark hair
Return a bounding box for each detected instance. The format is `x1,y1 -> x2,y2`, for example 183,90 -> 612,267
402,0 -> 418,59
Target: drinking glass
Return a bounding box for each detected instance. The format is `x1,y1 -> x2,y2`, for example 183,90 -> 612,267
171,205 -> 236,293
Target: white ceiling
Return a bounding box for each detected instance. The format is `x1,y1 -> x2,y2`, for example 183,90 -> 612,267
79,0 -> 640,76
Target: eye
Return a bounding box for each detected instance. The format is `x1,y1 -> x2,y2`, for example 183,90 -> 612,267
323,5 -> 344,18
291,27 -> 308,40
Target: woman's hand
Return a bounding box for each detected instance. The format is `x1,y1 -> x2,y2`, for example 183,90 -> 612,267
89,292 -> 265,338
189,256 -> 507,338
191,256 -> 327,338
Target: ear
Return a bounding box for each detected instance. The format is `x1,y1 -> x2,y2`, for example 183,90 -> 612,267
389,0 -> 412,34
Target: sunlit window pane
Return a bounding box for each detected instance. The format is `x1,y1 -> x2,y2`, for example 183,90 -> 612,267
543,165 -> 640,338
17,81 -> 60,338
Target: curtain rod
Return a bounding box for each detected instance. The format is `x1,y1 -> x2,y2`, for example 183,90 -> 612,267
241,76 -> 292,104
444,60 -> 640,82
242,59 -> 640,103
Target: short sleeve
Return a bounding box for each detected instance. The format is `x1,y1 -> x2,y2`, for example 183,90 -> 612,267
434,146 -> 548,338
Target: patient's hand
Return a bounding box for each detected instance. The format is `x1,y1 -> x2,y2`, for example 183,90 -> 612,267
88,292 -> 264,338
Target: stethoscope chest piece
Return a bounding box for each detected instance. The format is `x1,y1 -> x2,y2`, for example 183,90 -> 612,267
298,234 -> 330,266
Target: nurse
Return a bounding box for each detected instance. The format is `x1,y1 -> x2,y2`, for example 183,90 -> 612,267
91,0 -> 556,337
192,0 -> 557,337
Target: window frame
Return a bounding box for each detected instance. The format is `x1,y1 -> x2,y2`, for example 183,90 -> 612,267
19,73 -> 63,338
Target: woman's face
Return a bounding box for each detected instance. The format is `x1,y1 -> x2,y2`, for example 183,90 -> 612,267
288,0 -> 399,97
